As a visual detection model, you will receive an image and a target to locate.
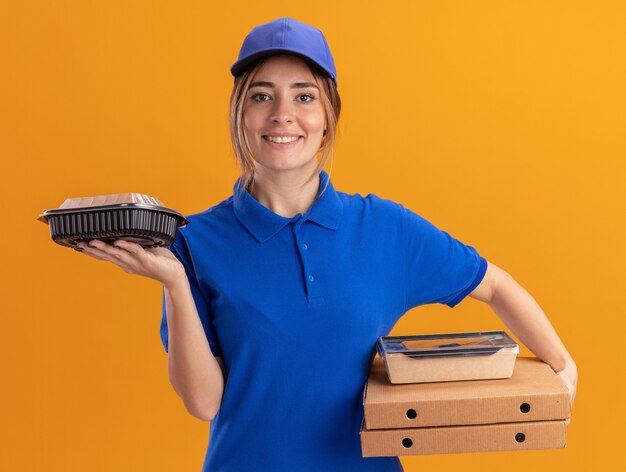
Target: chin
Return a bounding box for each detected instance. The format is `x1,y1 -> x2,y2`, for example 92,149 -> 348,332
253,154 -> 319,173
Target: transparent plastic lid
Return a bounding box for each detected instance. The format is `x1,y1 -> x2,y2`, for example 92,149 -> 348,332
56,192 -> 165,209
376,331 -> 519,359
36,192 -> 184,224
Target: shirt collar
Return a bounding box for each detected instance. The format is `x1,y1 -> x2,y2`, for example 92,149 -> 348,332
233,169 -> 343,243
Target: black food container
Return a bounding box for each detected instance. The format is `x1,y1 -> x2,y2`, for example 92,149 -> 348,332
38,193 -> 188,249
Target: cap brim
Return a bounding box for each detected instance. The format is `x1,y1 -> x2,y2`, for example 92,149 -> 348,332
230,49 -> 335,85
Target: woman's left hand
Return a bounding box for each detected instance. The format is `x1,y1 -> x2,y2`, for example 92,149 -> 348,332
555,358 -> 578,421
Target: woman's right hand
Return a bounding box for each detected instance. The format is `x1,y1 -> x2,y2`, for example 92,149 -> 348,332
75,239 -> 185,287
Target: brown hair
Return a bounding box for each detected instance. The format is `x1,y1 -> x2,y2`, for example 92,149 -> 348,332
229,56 -> 341,198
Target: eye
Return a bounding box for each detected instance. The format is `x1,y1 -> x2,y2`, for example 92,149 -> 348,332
298,94 -> 316,103
250,93 -> 270,102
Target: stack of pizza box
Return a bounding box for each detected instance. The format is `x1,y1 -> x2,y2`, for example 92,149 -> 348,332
360,331 -> 571,457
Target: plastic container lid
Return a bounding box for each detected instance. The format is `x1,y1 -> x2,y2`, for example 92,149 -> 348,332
37,193 -> 183,223
377,331 -> 519,360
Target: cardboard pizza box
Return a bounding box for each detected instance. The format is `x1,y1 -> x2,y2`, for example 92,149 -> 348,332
363,357 -> 570,430
360,419 -> 567,457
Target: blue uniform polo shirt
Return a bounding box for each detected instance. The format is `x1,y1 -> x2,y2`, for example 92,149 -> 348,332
160,169 -> 487,472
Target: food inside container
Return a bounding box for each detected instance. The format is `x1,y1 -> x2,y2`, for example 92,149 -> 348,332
38,193 -> 188,249
376,331 -> 519,384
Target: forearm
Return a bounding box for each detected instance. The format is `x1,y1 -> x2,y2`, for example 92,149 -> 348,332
488,272 -> 575,373
164,277 -> 224,421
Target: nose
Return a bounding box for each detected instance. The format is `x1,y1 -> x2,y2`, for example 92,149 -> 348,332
270,96 -> 295,125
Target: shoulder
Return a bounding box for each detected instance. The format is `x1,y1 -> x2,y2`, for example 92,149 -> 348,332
183,196 -> 234,224
337,192 -> 406,223
180,196 -> 234,229
171,196 -> 235,248
335,188 -> 439,236
336,190 -> 405,217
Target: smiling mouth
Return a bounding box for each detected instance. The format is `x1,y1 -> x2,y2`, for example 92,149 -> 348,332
263,136 -> 303,144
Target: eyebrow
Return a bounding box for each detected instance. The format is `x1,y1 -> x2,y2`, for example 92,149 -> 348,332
250,81 -> 319,90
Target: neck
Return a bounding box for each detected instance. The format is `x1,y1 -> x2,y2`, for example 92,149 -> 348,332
248,167 -> 321,218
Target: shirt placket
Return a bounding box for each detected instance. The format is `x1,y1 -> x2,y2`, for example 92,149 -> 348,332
292,219 -> 320,303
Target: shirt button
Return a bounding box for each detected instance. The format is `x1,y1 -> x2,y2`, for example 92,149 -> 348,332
308,275 -> 315,282
302,243 -> 308,250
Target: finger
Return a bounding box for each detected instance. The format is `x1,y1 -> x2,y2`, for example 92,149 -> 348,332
80,241 -> 133,265
87,239 -> 137,263
78,243 -> 135,272
122,242 -> 172,258
112,239 -> 145,255
77,243 -> 117,262
147,246 -> 172,257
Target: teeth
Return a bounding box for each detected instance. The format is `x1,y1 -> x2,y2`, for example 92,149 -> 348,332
265,136 -> 300,143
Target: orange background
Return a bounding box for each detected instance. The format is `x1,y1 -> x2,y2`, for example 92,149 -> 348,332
2,1 -> 625,470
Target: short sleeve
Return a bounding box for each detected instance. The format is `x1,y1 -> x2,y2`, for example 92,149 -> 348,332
160,232 -> 223,357
402,205 -> 488,310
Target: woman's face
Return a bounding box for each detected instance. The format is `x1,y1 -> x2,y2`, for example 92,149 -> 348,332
242,55 -> 327,175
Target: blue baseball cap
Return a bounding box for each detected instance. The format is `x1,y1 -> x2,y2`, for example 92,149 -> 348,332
230,17 -> 338,87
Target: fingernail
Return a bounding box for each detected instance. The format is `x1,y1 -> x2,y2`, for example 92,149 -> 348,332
88,244 -> 96,248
